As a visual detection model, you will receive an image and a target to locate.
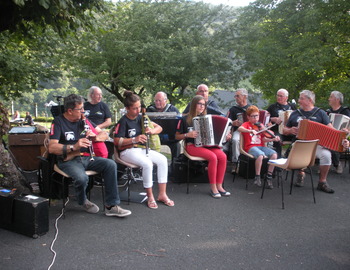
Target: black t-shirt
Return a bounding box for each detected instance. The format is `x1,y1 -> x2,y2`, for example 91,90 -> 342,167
326,106 -> 350,117
176,115 -> 195,144
84,101 -> 112,126
146,104 -> 180,114
227,104 -> 251,131
286,107 -> 330,128
182,100 -> 223,115
267,102 -> 297,133
114,114 -> 142,139
50,115 -> 96,154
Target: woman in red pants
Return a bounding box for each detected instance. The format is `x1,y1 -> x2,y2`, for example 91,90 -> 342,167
175,95 -> 231,198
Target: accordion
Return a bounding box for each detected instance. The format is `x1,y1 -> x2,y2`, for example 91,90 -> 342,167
193,115 -> 232,147
297,119 -> 347,152
329,113 -> 350,130
278,110 -> 294,134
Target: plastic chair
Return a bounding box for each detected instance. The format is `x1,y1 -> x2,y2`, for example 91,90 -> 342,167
232,133 -> 269,189
261,139 -> 319,209
181,141 -> 207,194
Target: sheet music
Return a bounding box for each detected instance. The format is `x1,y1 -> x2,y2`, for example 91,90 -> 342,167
269,158 -> 287,165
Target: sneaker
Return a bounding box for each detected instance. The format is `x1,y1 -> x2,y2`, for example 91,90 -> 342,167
295,171 -> 305,187
266,177 -> 273,189
335,163 -> 343,174
105,205 -> 132,217
254,176 -> 261,187
83,199 -> 99,214
317,182 -> 334,194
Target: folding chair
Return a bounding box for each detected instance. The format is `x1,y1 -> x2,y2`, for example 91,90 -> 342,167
261,139 -> 319,209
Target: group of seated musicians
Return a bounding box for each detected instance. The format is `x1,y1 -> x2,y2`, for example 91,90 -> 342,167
47,86 -> 350,217
145,88 -> 350,196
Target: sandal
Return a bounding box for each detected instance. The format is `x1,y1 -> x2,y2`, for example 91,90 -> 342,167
147,200 -> 158,209
157,198 -> 175,207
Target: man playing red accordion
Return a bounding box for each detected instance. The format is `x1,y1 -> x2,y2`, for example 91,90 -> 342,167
284,90 -> 337,193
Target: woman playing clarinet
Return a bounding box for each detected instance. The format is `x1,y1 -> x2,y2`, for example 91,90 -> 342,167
114,91 -> 174,209
175,95 -> 231,198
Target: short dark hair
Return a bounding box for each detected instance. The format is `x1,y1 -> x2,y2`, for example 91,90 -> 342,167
64,94 -> 84,112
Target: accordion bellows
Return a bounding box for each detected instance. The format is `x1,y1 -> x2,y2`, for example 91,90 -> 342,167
193,115 -> 232,147
297,119 -> 347,152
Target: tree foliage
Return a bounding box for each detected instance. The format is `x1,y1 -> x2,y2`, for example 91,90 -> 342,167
0,0 -> 106,100
71,0 -> 242,106
234,0 -> 350,105
0,0 -> 105,35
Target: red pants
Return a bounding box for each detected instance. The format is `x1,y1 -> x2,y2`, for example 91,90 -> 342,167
186,144 -> 227,184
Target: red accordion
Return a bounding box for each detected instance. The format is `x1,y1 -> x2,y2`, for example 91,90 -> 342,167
297,119 -> 347,152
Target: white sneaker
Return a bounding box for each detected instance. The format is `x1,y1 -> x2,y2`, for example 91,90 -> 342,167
83,199 -> 99,214
105,205 -> 132,217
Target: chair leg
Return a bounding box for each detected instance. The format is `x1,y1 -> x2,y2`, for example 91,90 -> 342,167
187,159 -> 190,194
232,160 -> 239,183
245,159 -> 249,190
261,174 -> 267,199
308,166 -> 316,204
100,178 -> 105,211
289,170 -> 295,195
61,176 -> 67,217
280,170 -> 284,209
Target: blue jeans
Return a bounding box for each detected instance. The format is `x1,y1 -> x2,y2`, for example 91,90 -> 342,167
248,146 -> 276,159
58,156 -> 120,206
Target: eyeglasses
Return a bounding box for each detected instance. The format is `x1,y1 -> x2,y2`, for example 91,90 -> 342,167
276,94 -> 285,97
73,107 -> 84,111
197,103 -> 206,106
234,95 -> 242,98
249,114 -> 259,118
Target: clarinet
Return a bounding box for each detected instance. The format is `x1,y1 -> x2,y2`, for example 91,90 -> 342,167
142,110 -> 150,156
82,115 -> 95,161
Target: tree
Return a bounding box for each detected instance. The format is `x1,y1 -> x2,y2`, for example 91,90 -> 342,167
0,0 -> 106,99
234,0 -> 350,105
70,0 -> 242,106
0,0 -> 106,191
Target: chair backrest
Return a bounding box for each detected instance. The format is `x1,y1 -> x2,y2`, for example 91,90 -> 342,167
284,140 -> 319,169
239,133 -> 255,159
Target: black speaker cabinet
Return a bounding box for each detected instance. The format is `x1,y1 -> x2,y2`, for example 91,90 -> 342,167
0,190 -> 49,238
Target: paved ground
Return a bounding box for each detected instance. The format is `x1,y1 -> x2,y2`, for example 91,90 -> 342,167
1,163 -> 350,270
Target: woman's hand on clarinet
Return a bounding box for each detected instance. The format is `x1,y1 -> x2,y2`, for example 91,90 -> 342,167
135,134 -> 148,144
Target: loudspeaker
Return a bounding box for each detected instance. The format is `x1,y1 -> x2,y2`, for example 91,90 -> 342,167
0,190 -> 49,238
8,133 -> 47,171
